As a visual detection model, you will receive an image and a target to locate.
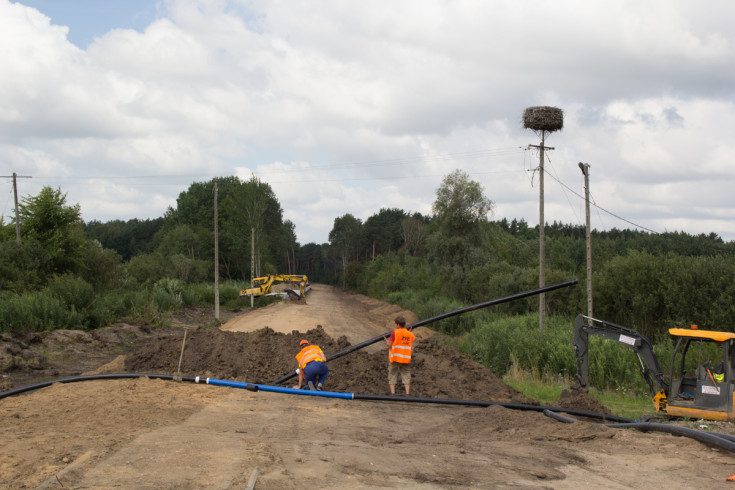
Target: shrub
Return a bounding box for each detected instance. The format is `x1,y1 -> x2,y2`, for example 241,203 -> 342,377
47,274 -> 95,311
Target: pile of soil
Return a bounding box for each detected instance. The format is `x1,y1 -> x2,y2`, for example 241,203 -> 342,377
4,287 -> 734,488
124,325 -> 533,403
554,385 -> 614,415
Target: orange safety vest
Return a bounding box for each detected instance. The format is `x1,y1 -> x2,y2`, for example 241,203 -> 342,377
389,328 -> 415,364
295,345 -> 324,370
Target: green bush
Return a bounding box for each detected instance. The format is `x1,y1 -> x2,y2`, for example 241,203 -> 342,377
152,278 -> 184,311
0,290 -> 84,332
47,274 -> 95,311
125,253 -> 167,285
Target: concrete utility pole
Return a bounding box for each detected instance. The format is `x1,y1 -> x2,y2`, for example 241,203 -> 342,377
579,162 -> 593,318
1,173 -> 32,244
214,179 -> 220,321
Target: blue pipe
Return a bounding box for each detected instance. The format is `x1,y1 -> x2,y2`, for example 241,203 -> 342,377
199,377 -> 355,400
5,373 -> 735,454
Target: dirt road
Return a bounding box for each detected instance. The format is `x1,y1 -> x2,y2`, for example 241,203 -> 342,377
1,284 -> 734,488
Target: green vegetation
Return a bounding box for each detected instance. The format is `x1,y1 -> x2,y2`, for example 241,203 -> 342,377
2,171 -> 735,405
503,368 -> 655,420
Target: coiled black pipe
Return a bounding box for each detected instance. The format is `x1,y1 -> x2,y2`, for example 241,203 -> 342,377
542,409 -> 735,453
271,279 -> 579,385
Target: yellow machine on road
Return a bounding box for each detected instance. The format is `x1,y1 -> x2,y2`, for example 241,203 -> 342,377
239,274 -> 309,298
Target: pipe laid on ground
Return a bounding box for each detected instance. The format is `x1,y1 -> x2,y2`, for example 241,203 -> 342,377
0,372 -> 626,424
0,373 -> 182,400
201,378 -> 353,400
542,409 -> 735,453
5,373 -> 735,454
271,279 -> 579,385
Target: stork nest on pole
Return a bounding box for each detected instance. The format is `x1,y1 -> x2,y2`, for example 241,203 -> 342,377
523,106 -> 564,132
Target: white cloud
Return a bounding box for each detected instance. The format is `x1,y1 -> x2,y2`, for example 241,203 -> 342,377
2,0 -> 735,244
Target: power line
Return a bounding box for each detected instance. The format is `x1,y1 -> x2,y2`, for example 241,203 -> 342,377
541,167 -> 660,235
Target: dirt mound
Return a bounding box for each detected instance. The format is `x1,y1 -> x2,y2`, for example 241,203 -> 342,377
4,289 -> 734,488
0,324 -> 176,389
125,326 -> 532,403
554,385 -> 613,415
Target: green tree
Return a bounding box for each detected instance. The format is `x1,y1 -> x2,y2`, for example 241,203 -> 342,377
432,169 -> 494,234
17,186 -> 86,276
401,216 -> 427,256
85,218 -> 163,261
329,214 -> 363,288
363,208 -> 408,258
161,176 -> 290,280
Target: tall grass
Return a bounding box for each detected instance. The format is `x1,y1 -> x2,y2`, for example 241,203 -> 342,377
457,313 -> 658,394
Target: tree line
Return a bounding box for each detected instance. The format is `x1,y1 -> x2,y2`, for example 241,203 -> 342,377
2,170 -> 735,343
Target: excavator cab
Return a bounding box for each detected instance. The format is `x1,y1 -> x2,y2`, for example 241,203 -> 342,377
666,327 -> 735,420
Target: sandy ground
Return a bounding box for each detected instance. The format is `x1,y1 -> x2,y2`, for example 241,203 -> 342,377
1,284 -> 735,488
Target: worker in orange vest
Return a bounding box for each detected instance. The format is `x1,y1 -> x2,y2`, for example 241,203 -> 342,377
293,339 -> 329,391
384,316 -> 415,396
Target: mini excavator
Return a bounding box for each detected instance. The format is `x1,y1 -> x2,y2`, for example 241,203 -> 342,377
574,314 -> 735,421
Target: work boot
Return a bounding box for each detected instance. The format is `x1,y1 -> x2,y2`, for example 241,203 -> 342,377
307,381 -> 315,390
317,383 -> 323,391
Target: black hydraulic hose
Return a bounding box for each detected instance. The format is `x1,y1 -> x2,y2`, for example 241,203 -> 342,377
271,278 -> 579,385
542,409 -> 735,454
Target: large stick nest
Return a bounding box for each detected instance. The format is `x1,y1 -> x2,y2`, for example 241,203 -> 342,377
523,106 -> 564,132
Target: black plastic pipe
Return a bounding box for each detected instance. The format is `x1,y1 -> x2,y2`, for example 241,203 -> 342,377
271,278 -> 579,385
0,373 -> 186,400
543,409 -> 735,454
0,372 -> 625,423
5,372 -> 735,454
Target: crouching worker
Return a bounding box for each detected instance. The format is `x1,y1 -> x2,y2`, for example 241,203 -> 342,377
293,339 -> 329,391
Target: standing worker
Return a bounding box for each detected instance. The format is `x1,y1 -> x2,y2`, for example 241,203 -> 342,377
293,339 -> 329,391
384,316 -> 415,396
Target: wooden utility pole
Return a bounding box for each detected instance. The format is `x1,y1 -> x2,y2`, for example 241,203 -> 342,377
250,227 -> 255,309
527,141 -> 554,330
579,162 -> 593,318
523,105 -> 563,331
2,173 -> 32,244
213,179 -> 220,320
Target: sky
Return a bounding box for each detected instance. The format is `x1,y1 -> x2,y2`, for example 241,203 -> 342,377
1,0 -> 735,245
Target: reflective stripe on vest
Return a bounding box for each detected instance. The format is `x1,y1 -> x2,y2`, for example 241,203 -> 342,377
295,345 -> 324,370
389,328 -> 415,364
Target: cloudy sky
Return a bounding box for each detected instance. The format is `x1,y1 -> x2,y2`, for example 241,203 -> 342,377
2,0 -> 734,245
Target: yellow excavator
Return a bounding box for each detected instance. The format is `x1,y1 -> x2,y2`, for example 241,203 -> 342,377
574,314 -> 735,421
239,274 -> 309,298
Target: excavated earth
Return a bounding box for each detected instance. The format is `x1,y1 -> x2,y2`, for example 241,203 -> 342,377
1,284 -> 734,488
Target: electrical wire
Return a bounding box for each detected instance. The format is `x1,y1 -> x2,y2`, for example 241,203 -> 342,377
541,166 -> 660,235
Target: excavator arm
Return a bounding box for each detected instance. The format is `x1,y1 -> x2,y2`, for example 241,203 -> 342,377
573,314 -> 668,398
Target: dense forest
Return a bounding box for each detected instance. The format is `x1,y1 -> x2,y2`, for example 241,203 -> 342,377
2,171 -> 735,391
